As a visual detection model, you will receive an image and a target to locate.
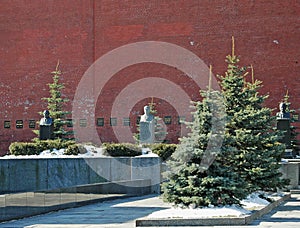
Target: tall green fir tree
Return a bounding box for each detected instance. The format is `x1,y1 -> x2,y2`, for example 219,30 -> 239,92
41,61 -> 73,140
219,45 -> 288,192
162,38 -> 288,208
162,88 -> 249,207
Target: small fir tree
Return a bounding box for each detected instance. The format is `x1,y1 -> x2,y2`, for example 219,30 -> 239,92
40,61 -> 73,140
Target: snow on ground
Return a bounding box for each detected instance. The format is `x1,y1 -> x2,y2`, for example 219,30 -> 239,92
148,192 -> 275,219
0,145 -> 158,159
1,145 -> 103,159
136,152 -> 159,158
240,192 -> 270,208
148,205 -> 251,218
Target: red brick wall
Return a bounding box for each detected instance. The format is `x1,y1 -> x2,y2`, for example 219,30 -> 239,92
0,0 -> 299,155
0,0 -> 94,154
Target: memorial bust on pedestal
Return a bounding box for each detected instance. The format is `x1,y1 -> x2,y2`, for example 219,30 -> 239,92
139,106 -> 155,144
39,110 -> 54,140
276,102 -> 290,119
276,102 -> 291,152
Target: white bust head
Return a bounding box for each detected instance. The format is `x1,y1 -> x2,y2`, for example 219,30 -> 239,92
141,105 -> 154,122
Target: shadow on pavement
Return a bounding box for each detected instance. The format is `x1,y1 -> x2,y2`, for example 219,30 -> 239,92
250,194 -> 300,225
0,195 -> 168,227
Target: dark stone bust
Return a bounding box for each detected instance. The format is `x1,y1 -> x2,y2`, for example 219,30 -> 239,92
277,102 -> 290,119
40,110 -> 53,126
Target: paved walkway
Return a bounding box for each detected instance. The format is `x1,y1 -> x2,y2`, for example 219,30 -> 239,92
0,193 -> 299,228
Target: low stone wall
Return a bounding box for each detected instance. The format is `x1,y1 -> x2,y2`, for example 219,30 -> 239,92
0,157 -> 161,194
1,157 -> 298,194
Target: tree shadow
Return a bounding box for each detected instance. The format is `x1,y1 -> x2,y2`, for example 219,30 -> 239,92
250,194 -> 300,225
0,194 -> 169,226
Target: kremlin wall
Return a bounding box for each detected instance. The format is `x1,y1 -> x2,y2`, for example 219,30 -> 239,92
0,0 -> 299,155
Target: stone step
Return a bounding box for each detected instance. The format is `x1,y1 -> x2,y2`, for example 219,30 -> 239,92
290,188 -> 300,194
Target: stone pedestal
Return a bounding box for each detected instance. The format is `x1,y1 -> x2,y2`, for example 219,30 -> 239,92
39,125 -> 54,140
140,121 -> 155,144
280,162 -> 300,189
276,119 -> 291,149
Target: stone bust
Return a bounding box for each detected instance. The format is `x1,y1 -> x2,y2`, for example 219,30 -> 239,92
40,110 -> 53,126
139,105 -> 155,144
277,102 -> 290,119
140,105 -> 154,122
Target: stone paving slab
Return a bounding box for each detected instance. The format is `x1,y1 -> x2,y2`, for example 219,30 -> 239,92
0,193 -> 299,228
0,179 -> 152,222
0,193 -> 129,222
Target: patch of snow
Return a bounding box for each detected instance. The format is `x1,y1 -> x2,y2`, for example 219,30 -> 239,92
40,148 -> 65,157
148,192 -> 275,219
0,144 -> 107,159
281,158 -> 289,163
137,152 -> 159,158
241,192 -> 270,208
148,205 -> 251,218
1,144 -> 160,159
271,192 -> 286,197
80,145 -> 106,157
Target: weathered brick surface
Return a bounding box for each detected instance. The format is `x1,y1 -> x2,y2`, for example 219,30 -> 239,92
0,0 -> 94,154
0,0 -> 299,154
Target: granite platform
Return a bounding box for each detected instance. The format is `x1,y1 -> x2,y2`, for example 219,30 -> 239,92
0,157 -> 161,194
0,179 -> 151,222
1,193 -> 299,228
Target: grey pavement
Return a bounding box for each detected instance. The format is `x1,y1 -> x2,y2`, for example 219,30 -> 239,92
0,193 -> 299,228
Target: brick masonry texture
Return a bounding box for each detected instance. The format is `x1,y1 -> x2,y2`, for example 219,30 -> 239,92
0,0 -> 299,155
